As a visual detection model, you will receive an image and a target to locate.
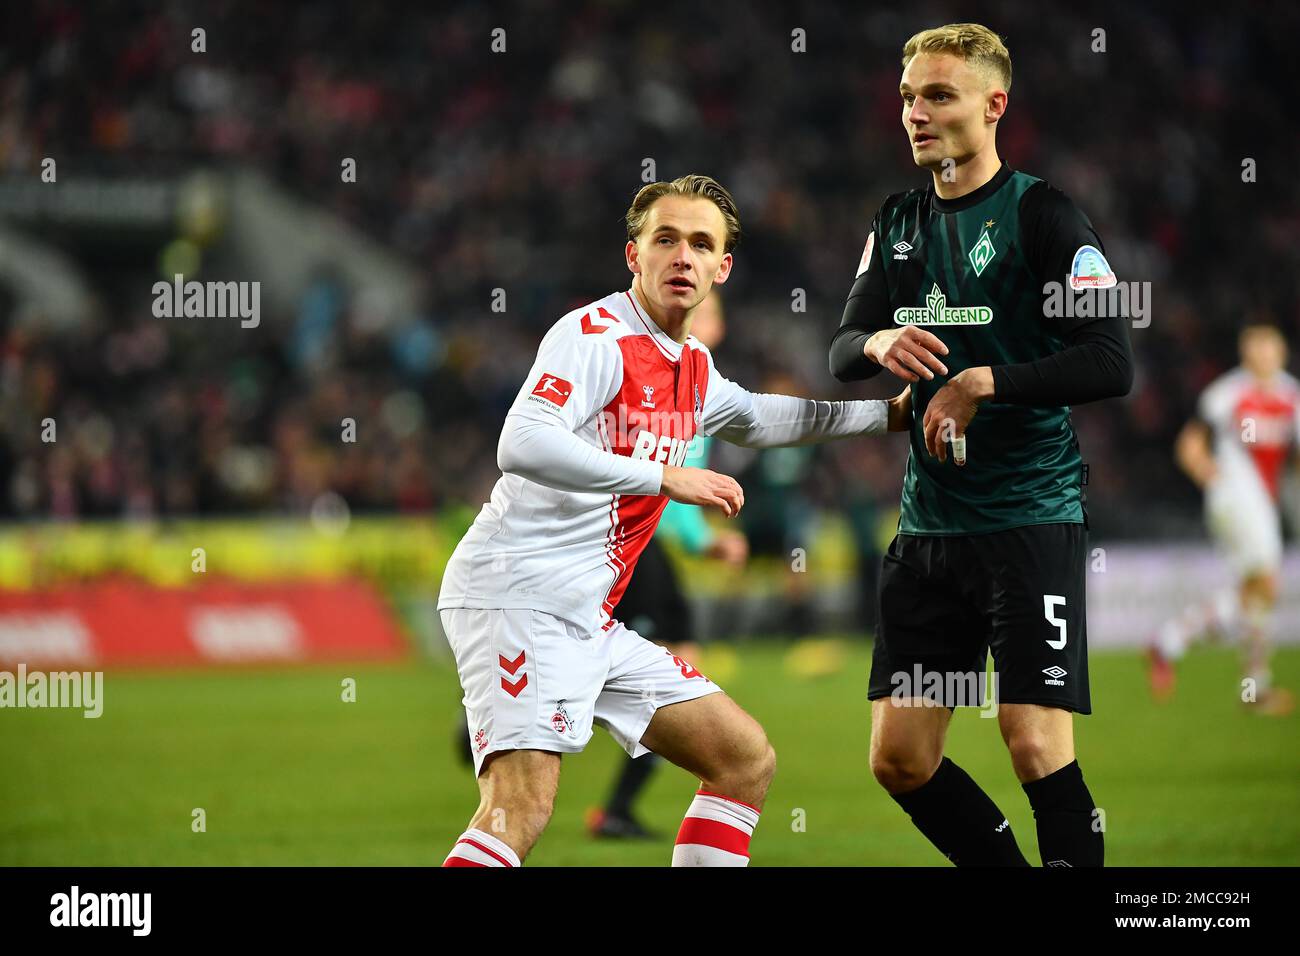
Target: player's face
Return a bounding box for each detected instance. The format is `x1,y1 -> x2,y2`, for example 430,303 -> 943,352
900,52 -> 1000,171
1240,329 -> 1287,377
627,196 -> 733,313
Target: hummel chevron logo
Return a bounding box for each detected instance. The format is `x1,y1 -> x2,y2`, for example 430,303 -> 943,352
501,674 -> 529,697
499,651 -> 526,675
580,306 -> 620,334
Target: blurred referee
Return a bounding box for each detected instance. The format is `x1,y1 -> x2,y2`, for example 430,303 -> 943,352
830,23 -> 1133,866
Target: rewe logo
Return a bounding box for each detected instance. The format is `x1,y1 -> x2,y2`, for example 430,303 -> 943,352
894,283 -> 993,326
50,886 -> 151,936
630,429 -> 693,466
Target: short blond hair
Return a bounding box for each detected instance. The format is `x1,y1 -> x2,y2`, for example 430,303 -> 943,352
902,23 -> 1012,92
625,174 -> 742,253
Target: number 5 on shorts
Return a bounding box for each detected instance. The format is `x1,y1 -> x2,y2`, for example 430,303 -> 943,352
1043,594 -> 1067,650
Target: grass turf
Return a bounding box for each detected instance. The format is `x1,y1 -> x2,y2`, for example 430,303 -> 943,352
1,643 -> 1296,866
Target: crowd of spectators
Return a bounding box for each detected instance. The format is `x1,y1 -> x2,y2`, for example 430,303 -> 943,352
2,1 -> 1296,539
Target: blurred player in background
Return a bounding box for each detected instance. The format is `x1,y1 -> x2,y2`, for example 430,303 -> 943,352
737,369 -> 820,636
438,174 -> 913,867
831,23 -> 1133,867
1150,323 -> 1299,714
586,290 -> 749,840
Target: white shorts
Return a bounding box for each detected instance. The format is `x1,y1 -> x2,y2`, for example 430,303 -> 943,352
440,607 -> 722,775
1206,480 -> 1282,579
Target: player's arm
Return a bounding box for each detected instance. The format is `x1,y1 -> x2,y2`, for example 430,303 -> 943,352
1174,417 -> 1217,490
701,354 -> 913,449
498,314 -> 744,516
829,213 -> 949,383
976,183 -> 1135,407
498,320 -> 662,495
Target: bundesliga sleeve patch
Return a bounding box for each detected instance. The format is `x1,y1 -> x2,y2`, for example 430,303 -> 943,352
530,372 -> 573,408
855,231 -> 875,278
1068,244 -> 1117,289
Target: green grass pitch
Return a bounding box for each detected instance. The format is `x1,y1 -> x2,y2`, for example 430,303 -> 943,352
2,643 -> 1296,865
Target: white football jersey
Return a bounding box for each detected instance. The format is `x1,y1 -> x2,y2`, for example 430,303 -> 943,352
437,288 -> 765,634
1197,367 -> 1300,502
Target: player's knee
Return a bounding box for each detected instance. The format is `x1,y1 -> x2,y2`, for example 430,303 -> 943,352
870,747 -> 939,794
1004,729 -> 1057,778
710,728 -> 775,800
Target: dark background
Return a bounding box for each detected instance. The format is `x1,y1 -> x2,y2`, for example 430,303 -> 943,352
1,0 -> 1296,539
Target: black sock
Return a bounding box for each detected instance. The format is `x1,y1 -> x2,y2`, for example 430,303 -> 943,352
890,757 -> 1030,866
606,753 -> 659,819
1022,759 -> 1104,867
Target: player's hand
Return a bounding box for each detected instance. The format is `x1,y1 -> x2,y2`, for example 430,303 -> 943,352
661,465 -> 745,517
922,368 -> 994,464
886,386 -> 913,432
705,528 -> 749,566
865,325 -> 949,382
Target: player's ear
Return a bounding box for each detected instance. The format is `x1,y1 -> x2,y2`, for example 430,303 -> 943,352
625,240 -> 641,275
985,89 -> 1007,124
711,252 -> 734,285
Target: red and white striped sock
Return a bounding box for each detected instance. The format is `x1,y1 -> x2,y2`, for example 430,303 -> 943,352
672,789 -> 761,867
442,828 -> 522,868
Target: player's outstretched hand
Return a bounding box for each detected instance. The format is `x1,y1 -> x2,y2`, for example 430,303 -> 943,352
887,386 -> 913,432
865,325 -> 949,382
661,465 -> 745,517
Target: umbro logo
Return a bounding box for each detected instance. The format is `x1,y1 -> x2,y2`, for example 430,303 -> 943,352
892,240 -> 912,260
1042,665 -> 1067,686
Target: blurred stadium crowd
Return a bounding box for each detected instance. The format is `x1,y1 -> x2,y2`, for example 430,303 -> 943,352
1,1 -> 1296,540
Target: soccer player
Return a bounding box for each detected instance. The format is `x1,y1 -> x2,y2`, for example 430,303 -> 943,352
1150,323 -> 1298,715
830,24 -> 1134,867
438,174 -> 912,867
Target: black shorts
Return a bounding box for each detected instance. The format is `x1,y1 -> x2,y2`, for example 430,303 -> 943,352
614,537 -> 694,646
867,522 -> 1091,714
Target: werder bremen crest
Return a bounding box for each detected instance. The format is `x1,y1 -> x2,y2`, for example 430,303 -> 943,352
968,229 -> 996,276
893,283 -> 994,325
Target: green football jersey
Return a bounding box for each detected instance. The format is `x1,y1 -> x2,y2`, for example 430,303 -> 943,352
832,162 -> 1117,535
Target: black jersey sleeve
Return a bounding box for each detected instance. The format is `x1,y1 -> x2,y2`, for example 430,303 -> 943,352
829,213 -> 892,382
990,182 -> 1134,406
991,315 -> 1134,405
